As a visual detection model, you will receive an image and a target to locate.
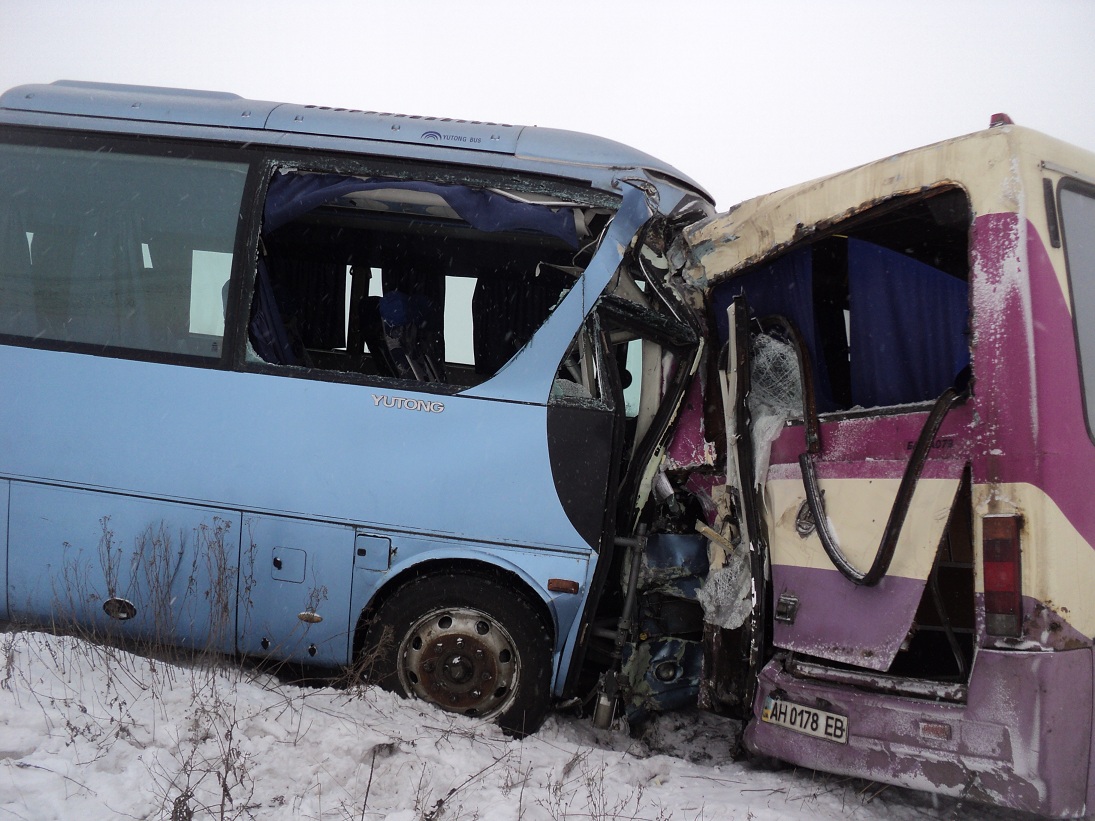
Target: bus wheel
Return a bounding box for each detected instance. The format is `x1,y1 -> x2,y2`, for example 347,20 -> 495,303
362,572 -> 553,737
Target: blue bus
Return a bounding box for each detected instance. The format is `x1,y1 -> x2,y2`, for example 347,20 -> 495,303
0,81 -> 714,736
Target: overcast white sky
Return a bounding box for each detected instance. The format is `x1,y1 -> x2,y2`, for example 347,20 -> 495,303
2,0 -> 1092,209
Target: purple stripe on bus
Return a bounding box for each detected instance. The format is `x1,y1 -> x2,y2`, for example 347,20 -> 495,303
769,407 -> 975,468
771,564 -> 926,670
974,215 -> 1095,548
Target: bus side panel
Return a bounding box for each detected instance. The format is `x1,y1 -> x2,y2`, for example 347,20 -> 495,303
972,216 -> 1095,639
7,483 -> 243,653
236,514 -> 356,666
0,346 -> 588,555
0,480 -> 7,620
763,467 -> 965,669
0,339 -> 598,689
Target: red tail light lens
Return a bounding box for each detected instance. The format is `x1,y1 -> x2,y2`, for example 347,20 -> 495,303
983,515 -> 1022,637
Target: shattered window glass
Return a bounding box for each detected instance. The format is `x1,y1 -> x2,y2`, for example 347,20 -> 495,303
250,168 -> 612,388
711,188 -> 971,415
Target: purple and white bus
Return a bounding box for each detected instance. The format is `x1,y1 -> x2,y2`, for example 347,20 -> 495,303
687,120 -> 1095,817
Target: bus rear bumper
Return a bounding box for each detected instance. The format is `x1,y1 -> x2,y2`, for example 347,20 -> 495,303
744,648 -> 1093,818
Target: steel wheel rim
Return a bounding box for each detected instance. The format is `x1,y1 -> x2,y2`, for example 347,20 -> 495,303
396,605 -> 521,719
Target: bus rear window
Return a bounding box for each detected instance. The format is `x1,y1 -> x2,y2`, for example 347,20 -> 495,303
711,187 -> 971,415
0,140 -> 248,358
1060,182 -> 1095,433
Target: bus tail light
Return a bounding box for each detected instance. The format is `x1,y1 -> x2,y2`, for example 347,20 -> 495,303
983,515 -> 1023,637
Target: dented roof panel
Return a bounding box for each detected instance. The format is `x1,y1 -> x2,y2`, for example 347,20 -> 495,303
682,125 -> 1095,288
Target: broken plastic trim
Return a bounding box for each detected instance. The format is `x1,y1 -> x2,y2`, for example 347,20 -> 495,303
786,656 -> 968,702
596,294 -> 698,350
723,296 -> 773,717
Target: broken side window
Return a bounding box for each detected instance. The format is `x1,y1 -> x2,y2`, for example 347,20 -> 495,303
249,168 -> 612,388
550,269 -> 691,430
710,187 -> 972,416
546,263 -> 701,546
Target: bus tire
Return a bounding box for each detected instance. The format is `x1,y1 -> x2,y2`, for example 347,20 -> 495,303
362,572 -> 553,737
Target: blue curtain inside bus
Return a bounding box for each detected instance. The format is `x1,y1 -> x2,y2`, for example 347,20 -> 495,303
262,172 -> 579,247
711,246 -> 836,411
711,239 -> 969,412
847,238 -> 969,407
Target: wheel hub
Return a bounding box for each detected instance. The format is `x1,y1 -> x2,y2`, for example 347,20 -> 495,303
443,653 -> 473,683
397,607 -> 520,718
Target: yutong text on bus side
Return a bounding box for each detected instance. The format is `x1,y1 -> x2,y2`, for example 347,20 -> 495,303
1,83 -> 1094,817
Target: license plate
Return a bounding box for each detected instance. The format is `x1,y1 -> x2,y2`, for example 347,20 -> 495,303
761,695 -> 848,743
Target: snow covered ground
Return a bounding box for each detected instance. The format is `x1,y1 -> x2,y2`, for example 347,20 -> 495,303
0,629 -> 1034,820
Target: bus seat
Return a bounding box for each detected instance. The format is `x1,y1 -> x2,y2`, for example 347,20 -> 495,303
359,294 -> 397,377
378,290 -> 441,382
472,265 -> 574,378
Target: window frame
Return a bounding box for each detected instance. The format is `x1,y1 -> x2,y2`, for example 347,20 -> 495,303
0,124 -> 263,370
239,151 -> 622,397
713,185 -> 973,424
1057,176 -> 1095,443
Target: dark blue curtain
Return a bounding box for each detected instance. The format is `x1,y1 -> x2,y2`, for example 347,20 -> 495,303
711,246 -> 835,411
263,172 -> 578,248
250,258 -> 299,365
848,239 -> 969,407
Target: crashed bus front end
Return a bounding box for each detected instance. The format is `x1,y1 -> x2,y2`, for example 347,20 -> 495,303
618,124 -> 1095,818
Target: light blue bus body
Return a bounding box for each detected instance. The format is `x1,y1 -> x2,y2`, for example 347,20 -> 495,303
0,81 -> 712,733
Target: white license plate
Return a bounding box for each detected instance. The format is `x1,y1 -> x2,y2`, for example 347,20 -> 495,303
761,695 -> 848,743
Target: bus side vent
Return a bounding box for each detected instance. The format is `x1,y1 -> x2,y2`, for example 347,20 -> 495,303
983,515 -> 1023,637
